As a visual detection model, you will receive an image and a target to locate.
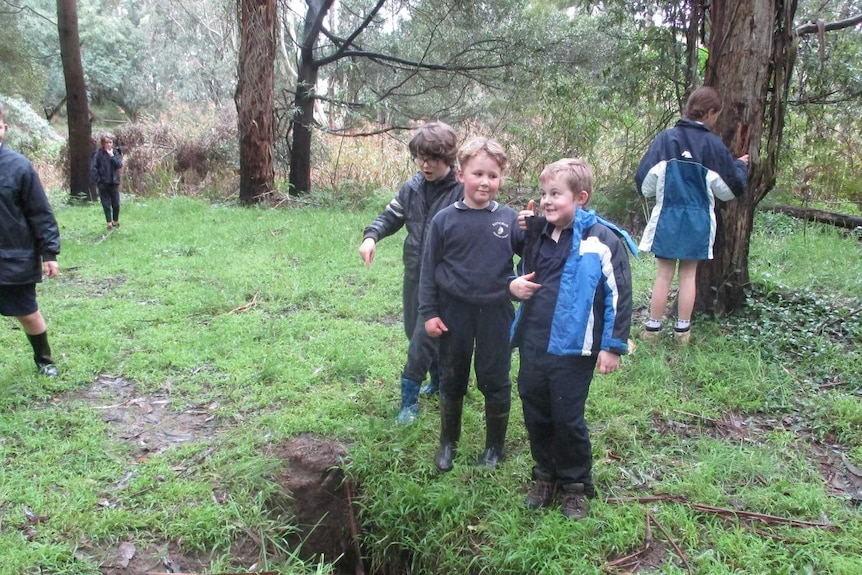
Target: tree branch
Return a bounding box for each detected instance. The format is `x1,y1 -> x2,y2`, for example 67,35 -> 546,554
796,14 -> 862,35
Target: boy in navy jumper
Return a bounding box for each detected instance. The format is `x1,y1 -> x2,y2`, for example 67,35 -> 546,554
420,137 -> 523,472
510,158 -> 636,519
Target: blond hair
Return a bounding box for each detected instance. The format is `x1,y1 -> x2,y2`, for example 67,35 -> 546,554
539,158 -> 593,204
457,137 -> 507,171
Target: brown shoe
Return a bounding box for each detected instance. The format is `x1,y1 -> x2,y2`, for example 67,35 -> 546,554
674,329 -> 691,345
560,483 -> 590,520
106,222 -> 113,230
525,479 -> 555,510
638,328 -> 661,343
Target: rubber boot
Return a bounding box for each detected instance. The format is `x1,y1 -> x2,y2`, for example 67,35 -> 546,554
27,331 -> 58,377
477,400 -> 510,469
419,365 -> 440,397
397,376 -> 421,425
435,396 -> 463,472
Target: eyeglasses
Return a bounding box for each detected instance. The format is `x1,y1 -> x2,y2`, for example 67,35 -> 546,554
414,155 -> 441,166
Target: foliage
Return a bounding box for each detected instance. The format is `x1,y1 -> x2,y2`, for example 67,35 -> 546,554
0,95 -> 63,159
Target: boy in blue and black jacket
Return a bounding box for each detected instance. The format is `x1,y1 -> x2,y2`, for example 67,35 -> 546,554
509,158 -> 636,519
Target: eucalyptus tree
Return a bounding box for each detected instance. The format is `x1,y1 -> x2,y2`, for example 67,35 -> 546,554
236,0 -> 276,205
57,0 -> 93,200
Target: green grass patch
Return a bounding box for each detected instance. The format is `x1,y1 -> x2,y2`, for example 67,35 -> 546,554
1,200 -> 860,573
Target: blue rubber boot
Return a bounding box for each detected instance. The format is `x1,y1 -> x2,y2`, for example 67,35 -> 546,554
419,367 -> 440,397
397,376 -> 421,425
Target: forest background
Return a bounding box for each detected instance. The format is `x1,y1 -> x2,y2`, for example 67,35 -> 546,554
1,0 -> 862,573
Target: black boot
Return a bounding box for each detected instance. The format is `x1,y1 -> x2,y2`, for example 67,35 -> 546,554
435,396 -> 463,472
477,400 -> 510,469
27,331 -> 58,377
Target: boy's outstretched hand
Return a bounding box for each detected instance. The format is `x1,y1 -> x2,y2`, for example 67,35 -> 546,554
358,237 -> 376,268
510,271 -> 542,300
517,199 -> 536,230
425,316 -> 448,338
596,350 -> 620,374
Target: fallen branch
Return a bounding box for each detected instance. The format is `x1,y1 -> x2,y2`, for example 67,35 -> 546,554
648,511 -> 693,574
689,503 -> 834,529
228,292 -> 260,314
816,306 -> 862,335
762,205 -> 862,231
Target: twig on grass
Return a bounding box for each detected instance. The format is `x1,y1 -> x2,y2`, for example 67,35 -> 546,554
228,291 -> 260,314
647,510 -> 693,574
689,503 -> 835,529
815,305 -> 862,334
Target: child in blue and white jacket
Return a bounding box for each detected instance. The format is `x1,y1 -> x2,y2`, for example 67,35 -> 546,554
510,158 -> 636,520
635,86 -> 749,344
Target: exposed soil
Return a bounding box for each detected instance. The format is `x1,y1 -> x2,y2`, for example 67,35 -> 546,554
69,374 -> 358,574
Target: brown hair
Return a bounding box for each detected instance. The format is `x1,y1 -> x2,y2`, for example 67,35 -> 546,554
0,103 -> 5,122
684,86 -> 723,122
408,121 -> 458,167
457,137 -> 508,172
100,133 -> 115,145
539,158 -> 594,205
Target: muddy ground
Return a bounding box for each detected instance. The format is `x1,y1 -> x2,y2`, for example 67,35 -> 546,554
65,374 -> 358,575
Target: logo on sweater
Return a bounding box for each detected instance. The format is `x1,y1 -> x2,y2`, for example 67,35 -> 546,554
492,221 -> 511,239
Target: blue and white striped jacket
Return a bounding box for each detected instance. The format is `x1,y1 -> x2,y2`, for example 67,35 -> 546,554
636,119 -> 748,260
511,209 -> 637,357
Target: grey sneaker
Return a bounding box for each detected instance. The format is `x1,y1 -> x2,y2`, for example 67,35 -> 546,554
560,483 -> 590,520
525,479 -> 555,510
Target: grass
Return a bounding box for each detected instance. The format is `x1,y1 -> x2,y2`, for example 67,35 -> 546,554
0,195 -> 860,574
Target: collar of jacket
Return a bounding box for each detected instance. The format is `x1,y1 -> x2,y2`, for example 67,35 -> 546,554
454,200 -> 500,211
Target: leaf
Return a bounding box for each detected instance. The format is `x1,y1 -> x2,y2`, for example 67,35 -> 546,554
117,542 -> 136,568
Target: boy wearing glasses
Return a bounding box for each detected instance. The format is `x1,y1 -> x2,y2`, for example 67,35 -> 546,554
359,122 -> 463,425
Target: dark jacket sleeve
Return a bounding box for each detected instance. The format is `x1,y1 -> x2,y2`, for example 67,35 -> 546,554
362,179 -> 412,242
418,214 -> 444,321
23,164 -> 61,261
635,131 -> 669,193
603,229 -> 632,354
705,135 -> 748,197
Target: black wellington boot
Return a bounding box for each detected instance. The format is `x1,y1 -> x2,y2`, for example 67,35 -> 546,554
435,396 -> 463,473
476,400 -> 510,469
27,331 -> 58,377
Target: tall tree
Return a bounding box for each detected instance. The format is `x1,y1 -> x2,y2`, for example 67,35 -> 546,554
288,0 -> 337,196
696,0 -> 861,313
57,0 -> 92,200
236,0 -> 276,204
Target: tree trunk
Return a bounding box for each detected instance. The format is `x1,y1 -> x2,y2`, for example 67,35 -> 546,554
287,0 -> 335,196
695,0 -> 798,314
236,0 -> 276,205
57,0 -> 93,201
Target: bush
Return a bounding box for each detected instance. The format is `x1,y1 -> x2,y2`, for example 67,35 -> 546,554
0,95 -> 63,160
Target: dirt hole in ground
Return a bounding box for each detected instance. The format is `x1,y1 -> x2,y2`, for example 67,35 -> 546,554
66,374 -> 361,574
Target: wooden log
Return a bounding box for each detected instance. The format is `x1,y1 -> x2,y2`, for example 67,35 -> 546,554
763,205 -> 862,230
